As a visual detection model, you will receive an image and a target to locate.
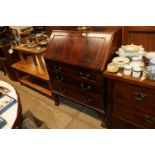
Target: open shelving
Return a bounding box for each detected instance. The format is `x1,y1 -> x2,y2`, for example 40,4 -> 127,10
11,58 -> 52,96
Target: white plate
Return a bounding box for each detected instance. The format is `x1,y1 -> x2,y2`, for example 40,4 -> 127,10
117,47 -> 145,58
145,52 -> 155,59
112,56 -> 130,67
122,44 -> 141,53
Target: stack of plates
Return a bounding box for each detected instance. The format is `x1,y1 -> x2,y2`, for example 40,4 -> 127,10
116,44 -> 145,58
122,44 -> 141,53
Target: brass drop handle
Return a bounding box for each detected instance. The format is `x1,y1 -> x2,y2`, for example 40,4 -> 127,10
55,75 -> 64,82
78,71 -> 83,76
85,73 -> 90,79
53,65 -> 62,72
80,83 -> 91,91
78,71 -> 90,79
82,96 -> 92,103
144,115 -> 155,124
61,87 -> 66,92
133,92 -> 147,101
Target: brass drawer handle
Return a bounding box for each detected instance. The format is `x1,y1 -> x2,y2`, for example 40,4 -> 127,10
60,87 -> 66,92
80,83 -> 91,91
55,75 -> 64,82
144,115 -> 155,124
78,71 -> 90,79
133,92 -> 147,101
81,96 -> 92,103
53,65 -> 62,72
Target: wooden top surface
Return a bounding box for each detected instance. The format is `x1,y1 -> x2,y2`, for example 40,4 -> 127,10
12,45 -> 47,54
11,60 -> 49,81
104,70 -> 155,90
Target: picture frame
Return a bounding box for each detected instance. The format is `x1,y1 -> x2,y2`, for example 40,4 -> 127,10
0,94 -> 16,115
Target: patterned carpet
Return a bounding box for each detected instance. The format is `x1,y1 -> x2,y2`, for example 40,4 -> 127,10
0,71 -> 104,129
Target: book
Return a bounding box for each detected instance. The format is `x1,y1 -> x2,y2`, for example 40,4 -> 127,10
0,116 -> 7,128
0,85 -> 10,94
0,94 -> 17,115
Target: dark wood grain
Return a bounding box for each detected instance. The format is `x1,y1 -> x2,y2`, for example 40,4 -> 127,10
47,26 -> 155,52
45,29 -> 122,126
45,29 -> 121,71
104,71 -> 155,129
122,26 -> 155,51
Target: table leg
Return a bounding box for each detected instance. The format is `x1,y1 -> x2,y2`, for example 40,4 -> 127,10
32,55 -> 38,66
37,54 -> 46,71
14,70 -> 21,81
19,53 -> 26,62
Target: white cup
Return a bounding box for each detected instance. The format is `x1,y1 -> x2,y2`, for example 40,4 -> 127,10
132,67 -> 142,78
124,64 -> 132,75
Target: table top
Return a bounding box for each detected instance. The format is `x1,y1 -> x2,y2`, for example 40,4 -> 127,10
104,70 -> 155,90
12,44 -> 47,54
0,81 -> 18,129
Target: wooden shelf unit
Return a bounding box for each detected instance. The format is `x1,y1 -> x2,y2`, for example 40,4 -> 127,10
12,60 -> 49,81
11,59 -> 52,96
20,75 -> 51,96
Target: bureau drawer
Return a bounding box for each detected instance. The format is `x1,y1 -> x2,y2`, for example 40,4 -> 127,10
46,60 -> 102,85
52,83 -> 104,110
113,98 -> 155,128
46,60 -> 73,75
113,81 -> 155,128
51,74 -> 103,96
113,107 -> 155,128
134,111 -> 155,128
114,81 -> 155,113
113,99 -> 134,122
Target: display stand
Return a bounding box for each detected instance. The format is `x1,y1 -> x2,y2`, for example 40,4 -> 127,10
11,45 -> 52,96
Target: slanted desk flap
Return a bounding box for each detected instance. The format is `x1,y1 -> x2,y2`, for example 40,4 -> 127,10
45,30 -> 114,71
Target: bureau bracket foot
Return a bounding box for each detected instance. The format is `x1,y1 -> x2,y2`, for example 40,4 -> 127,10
101,121 -> 106,128
96,111 -> 106,128
54,94 -> 60,106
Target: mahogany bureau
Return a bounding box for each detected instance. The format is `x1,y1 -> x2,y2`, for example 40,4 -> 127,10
104,70 -> 155,129
45,29 -> 122,124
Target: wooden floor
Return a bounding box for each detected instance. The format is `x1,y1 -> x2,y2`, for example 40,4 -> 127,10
0,71 -> 103,128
